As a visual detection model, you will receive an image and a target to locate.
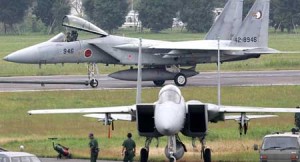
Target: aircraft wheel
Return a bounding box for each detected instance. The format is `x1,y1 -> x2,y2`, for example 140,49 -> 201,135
90,79 -> 98,88
174,73 -> 187,86
169,158 -> 175,162
153,80 -> 165,86
140,147 -> 149,162
203,148 -> 211,162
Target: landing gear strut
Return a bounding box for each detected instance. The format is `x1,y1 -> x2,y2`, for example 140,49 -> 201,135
140,137 -> 152,162
87,63 -> 99,88
194,137 -> 211,162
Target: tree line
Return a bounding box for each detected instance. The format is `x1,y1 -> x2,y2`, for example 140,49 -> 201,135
0,0 -> 300,34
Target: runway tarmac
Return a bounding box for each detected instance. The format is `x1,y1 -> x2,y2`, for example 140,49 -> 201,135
0,70 -> 300,92
40,158 -> 119,162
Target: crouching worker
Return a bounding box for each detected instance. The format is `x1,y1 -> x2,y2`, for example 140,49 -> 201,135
122,133 -> 136,162
89,133 -> 99,162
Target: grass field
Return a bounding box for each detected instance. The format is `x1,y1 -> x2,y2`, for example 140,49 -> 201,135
0,29 -> 300,77
0,86 -> 299,161
1,29 -> 300,161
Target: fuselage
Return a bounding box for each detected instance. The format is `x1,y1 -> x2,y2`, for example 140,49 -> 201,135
4,34 -> 260,66
154,85 -> 186,136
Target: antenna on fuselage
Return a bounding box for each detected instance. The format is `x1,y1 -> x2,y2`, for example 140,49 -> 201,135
217,38 -> 221,107
136,38 -> 142,104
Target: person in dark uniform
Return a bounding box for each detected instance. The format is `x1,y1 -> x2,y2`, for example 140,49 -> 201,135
89,133 -> 99,162
121,133 -> 136,162
71,30 -> 78,41
66,32 -> 72,42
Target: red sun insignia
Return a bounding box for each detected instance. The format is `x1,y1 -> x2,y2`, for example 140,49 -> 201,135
84,49 -> 92,58
253,11 -> 262,19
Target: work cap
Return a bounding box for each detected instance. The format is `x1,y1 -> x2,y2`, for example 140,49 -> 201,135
89,133 -> 94,137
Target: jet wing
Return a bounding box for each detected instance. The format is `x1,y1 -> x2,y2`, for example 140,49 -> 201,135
28,105 -> 135,115
225,115 -> 277,120
150,40 -> 287,55
150,40 -> 251,51
83,114 -> 132,121
220,106 -> 300,113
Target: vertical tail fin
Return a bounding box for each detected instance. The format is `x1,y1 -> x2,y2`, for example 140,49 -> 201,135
230,0 -> 270,47
205,0 -> 243,40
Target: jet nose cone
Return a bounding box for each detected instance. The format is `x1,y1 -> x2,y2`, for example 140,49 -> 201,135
159,124 -> 175,136
4,45 -> 39,63
3,56 -> 9,61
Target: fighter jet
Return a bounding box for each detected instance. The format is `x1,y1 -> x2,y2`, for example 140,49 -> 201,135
4,0 -> 276,88
28,81 -> 300,162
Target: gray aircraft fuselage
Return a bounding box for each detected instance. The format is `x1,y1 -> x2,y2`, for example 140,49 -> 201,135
4,34 -> 255,66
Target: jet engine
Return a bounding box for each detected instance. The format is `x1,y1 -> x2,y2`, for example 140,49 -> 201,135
181,104 -> 208,137
164,141 -> 185,160
136,104 -> 162,137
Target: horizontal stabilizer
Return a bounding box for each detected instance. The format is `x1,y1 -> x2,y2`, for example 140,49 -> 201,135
243,48 -> 281,54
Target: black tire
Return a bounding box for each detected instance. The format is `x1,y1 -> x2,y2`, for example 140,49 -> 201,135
169,158 -> 175,162
153,80 -> 165,86
204,148 -> 211,162
174,73 -> 187,86
140,148 -> 149,162
90,79 -> 98,88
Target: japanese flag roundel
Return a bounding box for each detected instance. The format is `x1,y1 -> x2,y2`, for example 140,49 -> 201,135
84,49 -> 92,58
253,11 -> 262,19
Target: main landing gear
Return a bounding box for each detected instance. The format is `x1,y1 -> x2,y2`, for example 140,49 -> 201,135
140,137 -> 152,162
193,137 -> 211,162
152,73 -> 187,87
174,73 -> 187,86
87,63 -> 99,88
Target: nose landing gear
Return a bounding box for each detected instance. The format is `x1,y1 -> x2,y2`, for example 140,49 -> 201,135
87,63 -> 99,88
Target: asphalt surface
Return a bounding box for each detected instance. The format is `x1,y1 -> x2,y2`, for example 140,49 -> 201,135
0,70 -> 300,92
40,158 -> 119,162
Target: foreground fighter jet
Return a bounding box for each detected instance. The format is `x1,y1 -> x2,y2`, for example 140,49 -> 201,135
4,0 -> 276,88
28,82 -> 300,162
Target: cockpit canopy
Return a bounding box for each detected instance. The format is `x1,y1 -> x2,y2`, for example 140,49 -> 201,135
62,15 -> 108,37
158,85 -> 182,104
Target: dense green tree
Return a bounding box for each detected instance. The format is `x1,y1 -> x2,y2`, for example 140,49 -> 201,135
0,0 -> 32,33
137,0 -> 178,32
180,0 -> 214,33
272,0 -> 300,33
83,0 -> 129,33
34,0 -> 71,34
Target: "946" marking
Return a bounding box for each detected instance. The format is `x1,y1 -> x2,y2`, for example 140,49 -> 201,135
63,48 -> 74,54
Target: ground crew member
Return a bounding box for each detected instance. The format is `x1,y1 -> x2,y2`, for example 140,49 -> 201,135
89,133 -> 99,162
121,133 -> 136,162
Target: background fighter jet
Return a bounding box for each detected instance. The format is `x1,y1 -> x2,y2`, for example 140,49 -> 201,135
4,0 -> 278,88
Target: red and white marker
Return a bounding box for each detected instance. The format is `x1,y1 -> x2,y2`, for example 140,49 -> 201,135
84,49 -> 92,58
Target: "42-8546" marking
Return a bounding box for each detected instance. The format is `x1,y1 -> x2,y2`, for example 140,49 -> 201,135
234,37 -> 257,43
